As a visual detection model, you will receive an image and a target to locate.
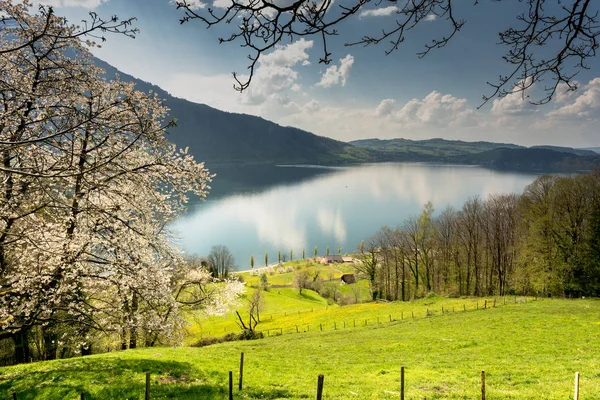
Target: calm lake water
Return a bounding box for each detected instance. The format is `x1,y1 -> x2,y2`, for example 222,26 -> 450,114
172,163 -> 540,270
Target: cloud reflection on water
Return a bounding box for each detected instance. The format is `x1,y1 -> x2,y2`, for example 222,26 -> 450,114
172,163 -> 538,268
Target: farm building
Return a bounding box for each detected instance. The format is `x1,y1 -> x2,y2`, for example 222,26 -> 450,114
319,255 -> 344,264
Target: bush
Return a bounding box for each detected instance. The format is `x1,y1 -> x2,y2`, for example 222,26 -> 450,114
286,266 -> 294,273
277,267 -> 285,274
191,330 -> 264,347
260,273 -> 269,291
424,291 -> 442,300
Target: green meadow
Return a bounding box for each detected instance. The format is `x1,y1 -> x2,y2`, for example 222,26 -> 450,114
2,297 -> 599,399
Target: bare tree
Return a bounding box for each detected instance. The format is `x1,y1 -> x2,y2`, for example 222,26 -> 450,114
293,268 -> 311,294
207,245 -> 235,278
174,0 -> 600,104
248,289 -> 264,323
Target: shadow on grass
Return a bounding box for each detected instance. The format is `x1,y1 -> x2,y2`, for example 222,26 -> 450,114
0,357 -> 294,399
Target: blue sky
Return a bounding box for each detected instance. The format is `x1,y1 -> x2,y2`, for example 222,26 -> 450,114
39,0 -> 600,147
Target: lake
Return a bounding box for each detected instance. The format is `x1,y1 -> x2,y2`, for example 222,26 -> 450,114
171,163 -> 541,270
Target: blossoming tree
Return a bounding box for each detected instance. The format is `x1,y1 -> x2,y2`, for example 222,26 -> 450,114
0,0 -> 244,364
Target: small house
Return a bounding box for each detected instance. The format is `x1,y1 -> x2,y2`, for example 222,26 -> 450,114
319,255 -> 344,264
340,274 -> 356,284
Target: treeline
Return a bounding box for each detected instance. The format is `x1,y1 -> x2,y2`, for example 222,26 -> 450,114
357,172 -> 600,300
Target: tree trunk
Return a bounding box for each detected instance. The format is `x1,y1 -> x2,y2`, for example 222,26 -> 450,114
42,326 -> 58,361
13,329 -> 30,364
129,293 -> 138,349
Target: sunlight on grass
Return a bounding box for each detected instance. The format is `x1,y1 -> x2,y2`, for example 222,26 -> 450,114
3,298 -> 598,399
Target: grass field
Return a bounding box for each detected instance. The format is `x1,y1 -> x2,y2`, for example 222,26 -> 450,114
2,297 -> 599,399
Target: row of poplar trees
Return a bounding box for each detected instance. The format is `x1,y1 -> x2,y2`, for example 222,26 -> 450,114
356,172 -> 600,300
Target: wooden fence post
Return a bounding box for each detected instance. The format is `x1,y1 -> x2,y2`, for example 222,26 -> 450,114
484,300 -> 487,309
412,311 -> 414,319
316,374 -> 324,400
401,311 -> 403,320
574,372 -> 580,400
354,319 -> 356,327
389,314 -> 392,322
239,352 -> 244,391
296,325 -> 299,333
400,366 -> 405,400
464,304 -> 466,311
145,372 -> 150,400
493,298 -> 496,308
320,323 -> 323,332
229,371 -> 233,400
481,370 -> 485,400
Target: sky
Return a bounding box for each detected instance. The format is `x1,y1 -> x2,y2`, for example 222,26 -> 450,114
33,0 -> 600,147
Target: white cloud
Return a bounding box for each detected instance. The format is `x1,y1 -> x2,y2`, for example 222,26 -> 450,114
171,0 -> 206,9
547,78 -> 600,118
35,0 -> 107,7
393,91 -> 477,128
160,73 -> 246,113
491,78 -> 536,116
375,99 -> 395,117
425,14 -> 437,21
304,99 -> 320,112
359,5 -> 398,17
554,82 -> 579,104
315,54 -> 354,88
241,39 -> 314,105
212,0 -> 230,7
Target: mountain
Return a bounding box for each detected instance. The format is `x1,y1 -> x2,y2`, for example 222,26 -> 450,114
95,58 -> 600,172
94,59 -> 372,167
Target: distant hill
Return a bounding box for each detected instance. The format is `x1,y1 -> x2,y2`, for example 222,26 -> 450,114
349,138 -> 524,158
351,138 -> 600,171
94,58 -> 373,167
581,147 -> 600,154
452,147 -> 600,172
531,145 -> 597,157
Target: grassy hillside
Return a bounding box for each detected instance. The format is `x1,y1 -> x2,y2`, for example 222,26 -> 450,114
2,298 -> 598,399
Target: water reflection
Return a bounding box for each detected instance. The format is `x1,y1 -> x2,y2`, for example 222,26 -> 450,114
172,163 -> 539,269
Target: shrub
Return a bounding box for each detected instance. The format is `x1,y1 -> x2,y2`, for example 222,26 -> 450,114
191,330 -> 264,347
